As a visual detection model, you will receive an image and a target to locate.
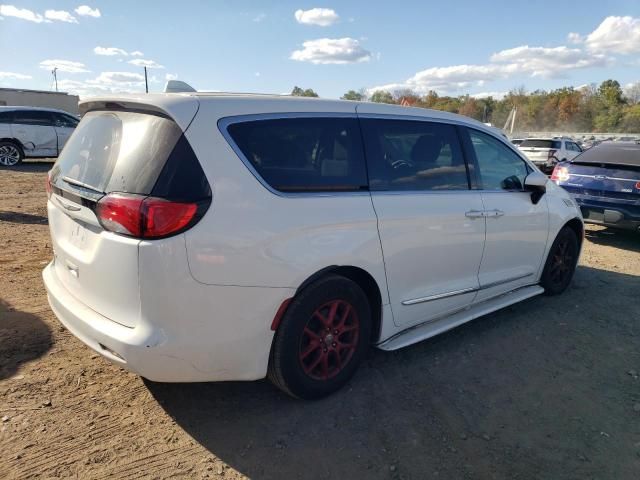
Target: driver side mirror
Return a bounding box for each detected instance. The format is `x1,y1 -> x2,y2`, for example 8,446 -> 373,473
524,171 -> 548,205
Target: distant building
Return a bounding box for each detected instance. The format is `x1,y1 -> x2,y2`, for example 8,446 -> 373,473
0,88 -> 79,115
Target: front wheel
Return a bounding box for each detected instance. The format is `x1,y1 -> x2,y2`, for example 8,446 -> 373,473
541,226 -> 579,295
268,275 -> 371,399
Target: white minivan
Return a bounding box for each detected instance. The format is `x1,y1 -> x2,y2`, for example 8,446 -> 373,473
43,94 -> 583,399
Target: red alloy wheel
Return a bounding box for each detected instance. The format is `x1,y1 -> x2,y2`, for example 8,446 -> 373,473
299,299 -> 360,381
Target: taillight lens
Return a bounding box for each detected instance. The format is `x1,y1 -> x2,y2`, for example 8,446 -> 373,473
96,193 -> 198,239
635,181 -> 640,190
46,171 -> 52,198
551,166 -> 570,182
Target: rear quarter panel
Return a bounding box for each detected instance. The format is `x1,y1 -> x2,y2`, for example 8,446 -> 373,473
182,98 -> 390,304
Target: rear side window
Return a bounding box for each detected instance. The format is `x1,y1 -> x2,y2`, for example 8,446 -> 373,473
520,139 -> 561,149
13,110 -> 53,126
50,110 -> 182,194
226,117 -> 367,192
361,119 -> 469,191
0,111 -> 13,123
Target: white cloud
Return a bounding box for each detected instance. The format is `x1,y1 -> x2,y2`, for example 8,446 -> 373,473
74,5 -> 100,18
130,50 -> 144,56
128,59 -> 164,69
165,73 -> 178,81
253,13 -> 266,22
94,46 -> 129,56
58,72 -> 146,97
490,45 -> 607,77
584,16 -> 640,54
0,5 -> 45,22
44,10 -> 77,23
290,37 -> 371,64
294,8 -> 339,27
567,32 -> 583,44
369,42 -> 609,95
470,91 -> 507,100
39,59 -> 90,73
0,71 -> 32,80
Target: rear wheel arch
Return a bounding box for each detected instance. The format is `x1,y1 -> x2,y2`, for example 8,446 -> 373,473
294,265 -> 383,344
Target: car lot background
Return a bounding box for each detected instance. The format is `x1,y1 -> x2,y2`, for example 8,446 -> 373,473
1,163 -> 639,479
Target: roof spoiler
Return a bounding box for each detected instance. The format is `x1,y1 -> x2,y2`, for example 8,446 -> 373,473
164,80 -> 197,93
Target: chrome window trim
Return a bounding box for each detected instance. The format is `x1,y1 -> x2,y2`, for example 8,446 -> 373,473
218,113 -> 370,199
218,111 -> 536,197
401,272 -> 534,306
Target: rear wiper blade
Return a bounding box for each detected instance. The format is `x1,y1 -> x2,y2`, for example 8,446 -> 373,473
61,176 -> 104,194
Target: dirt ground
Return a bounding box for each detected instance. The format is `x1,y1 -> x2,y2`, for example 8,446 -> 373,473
1,162 -> 639,479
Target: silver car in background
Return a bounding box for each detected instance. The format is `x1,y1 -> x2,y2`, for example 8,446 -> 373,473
0,106 -> 79,167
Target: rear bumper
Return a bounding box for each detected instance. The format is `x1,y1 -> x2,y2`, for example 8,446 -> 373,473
570,195 -> 640,231
43,262 -> 294,382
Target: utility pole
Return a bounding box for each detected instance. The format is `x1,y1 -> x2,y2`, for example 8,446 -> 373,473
52,67 -> 58,92
144,67 -> 148,93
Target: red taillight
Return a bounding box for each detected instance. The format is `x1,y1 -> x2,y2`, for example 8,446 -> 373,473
95,193 -> 198,239
46,172 -> 52,198
551,166 -> 570,182
635,181 -> 640,190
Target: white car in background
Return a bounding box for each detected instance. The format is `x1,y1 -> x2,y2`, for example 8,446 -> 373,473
43,93 -> 583,399
518,137 -> 582,173
0,106 -> 79,167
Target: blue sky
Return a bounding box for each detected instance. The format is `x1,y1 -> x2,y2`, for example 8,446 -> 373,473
1,1 -> 640,98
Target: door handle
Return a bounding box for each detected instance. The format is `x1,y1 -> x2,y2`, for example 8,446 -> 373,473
465,210 -> 485,219
486,209 -> 505,218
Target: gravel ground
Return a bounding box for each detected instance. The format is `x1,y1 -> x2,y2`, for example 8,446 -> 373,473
1,163 -> 639,479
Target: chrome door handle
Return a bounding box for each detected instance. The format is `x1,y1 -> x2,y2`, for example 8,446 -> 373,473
487,209 -> 505,218
465,210 -> 485,219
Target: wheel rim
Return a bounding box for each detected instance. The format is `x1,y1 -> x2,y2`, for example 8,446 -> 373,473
0,145 -> 20,166
549,238 -> 574,286
299,299 -> 359,381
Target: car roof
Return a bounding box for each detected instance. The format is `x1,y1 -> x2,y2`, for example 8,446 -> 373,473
0,106 -> 76,115
79,92 -> 503,138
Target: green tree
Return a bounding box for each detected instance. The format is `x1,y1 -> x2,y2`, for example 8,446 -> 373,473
369,90 -> 395,104
341,90 -> 365,101
598,80 -> 624,107
291,86 -> 319,97
620,105 -> 640,132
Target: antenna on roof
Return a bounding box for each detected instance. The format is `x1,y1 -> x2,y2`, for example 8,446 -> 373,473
51,67 -> 58,92
164,80 -> 197,93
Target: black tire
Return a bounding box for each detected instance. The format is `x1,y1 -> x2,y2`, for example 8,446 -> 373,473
0,141 -> 24,167
541,226 -> 579,295
268,274 -> 371,399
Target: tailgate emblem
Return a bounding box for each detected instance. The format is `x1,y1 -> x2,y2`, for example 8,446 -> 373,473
594,175 -> 607,180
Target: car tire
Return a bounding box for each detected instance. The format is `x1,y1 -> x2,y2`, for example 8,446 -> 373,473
268,274 -> 371,399
0,141 -> 24,167
541,226 -> 579,295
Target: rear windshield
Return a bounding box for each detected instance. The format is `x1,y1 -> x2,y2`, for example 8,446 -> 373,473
51,110 -> 182,194
573,143 -> 640,168
520,139 -> 561,149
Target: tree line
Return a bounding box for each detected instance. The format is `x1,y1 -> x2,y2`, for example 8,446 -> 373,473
290,80 -> 640,133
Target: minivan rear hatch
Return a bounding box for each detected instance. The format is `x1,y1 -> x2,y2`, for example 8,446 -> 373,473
47,102 -> 200,327
519,139 -> 561,161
